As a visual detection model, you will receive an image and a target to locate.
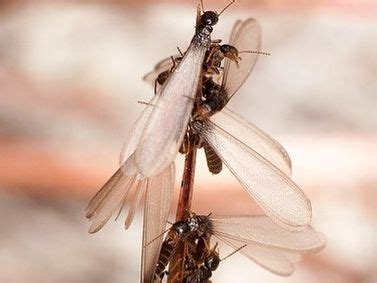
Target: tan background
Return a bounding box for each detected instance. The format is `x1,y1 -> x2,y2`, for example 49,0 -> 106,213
0,0 -> 376,282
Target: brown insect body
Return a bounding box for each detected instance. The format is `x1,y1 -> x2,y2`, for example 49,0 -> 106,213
202,142 -> 223,174
153,43 -> 239,94
154,214 -> 213,280
183,238 -> 220,283
204,43 -> 240,74
149,40 -> 239,177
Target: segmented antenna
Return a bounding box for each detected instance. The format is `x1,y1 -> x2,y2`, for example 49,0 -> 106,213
144,227 -> 171,247
220,244 -> 247,261
137,100 -> 155,107
239,50 -> 271,56
177,46 -> 184,57
218,0 -> 237,17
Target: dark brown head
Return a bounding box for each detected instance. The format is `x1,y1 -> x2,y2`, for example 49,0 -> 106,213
220,44 -> 239,60
204,252 -> 220,271
199,11 -> 219,27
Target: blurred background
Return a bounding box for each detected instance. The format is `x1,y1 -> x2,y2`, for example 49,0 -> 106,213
0,0 -> 376,282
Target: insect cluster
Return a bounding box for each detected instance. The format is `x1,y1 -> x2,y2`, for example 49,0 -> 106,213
85,1 -> 325,282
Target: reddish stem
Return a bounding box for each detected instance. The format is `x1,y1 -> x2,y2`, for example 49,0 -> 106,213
175,148 -> 197,221
168,147 -> 197,282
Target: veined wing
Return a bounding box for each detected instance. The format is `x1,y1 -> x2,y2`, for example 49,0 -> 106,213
212,108 -> 292,175
228,20 -> 242,44
193,120 -> 311,230
222,18 -> 261,99
215,235 -> 300,276
210,215 -> 325,252
86,154 -> 141,233
119,94 -> 159,166
141,164 -> 175,283
135,43 -> 208,177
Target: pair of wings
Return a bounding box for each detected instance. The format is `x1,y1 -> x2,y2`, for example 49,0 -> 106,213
143,18 -> 261,105
140,18 -> 312,281
210,215 -> 325,276
144,17 -> 311,230
88,12 -> 212,283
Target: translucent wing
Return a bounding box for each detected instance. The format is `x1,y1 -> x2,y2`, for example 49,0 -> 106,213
212,108 -> 292,175
119,94 -> 159,166
216,235 -> 300,276
142,56 -> 177,86
86,154 -> 142,233
135,42 -> 208,177
228,20 -> 242,44
124,178 -> 147,229
210,215 -> 325,252
221,18 -> 261,99
141,164 -> 175,283
193,120 -> 311,230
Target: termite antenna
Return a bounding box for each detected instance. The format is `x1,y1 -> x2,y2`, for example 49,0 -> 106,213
144,227 -> 171,247
177,46 -> 184,57
137,100 -> 155,107
220,244 -> 247,261
218,0 -> 237,17
167,220 -> 174,225
239,50 -> 271,56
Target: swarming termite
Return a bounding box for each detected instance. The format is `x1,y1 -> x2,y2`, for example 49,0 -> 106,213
86,2 -> 237,282
145,17 -> 310,232
152,213 -> 324,280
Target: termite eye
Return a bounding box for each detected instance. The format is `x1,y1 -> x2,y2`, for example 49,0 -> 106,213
220,44 -> 231,53
200,11 -> 219,26
205,255 -> 220,271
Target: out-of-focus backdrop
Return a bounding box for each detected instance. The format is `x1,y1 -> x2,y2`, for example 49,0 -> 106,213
1,0 -> 376,282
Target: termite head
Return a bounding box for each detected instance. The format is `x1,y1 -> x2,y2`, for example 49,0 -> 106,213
204,253 -> 220,271
172,221 -> 190,236
200,11 -> 219,27
186,215 -> 211,236
220,44 -> 240,62
156,70 -> 170,85
195,215 -> 213,237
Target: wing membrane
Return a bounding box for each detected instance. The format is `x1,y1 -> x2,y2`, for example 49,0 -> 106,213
212,108 -> 292,175
142,56 -> 177,86
222,18 -> 261,98
194,120 -> 311,230
135,44 -> 207,177
141,164 -> 175,283
210,215 -> 325,252
119,95 -> 159,166
216,235 -> 298,276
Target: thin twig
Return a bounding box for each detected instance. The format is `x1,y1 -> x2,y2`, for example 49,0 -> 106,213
167,147 -> 197,282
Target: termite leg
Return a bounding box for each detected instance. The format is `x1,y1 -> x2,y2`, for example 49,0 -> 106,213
177,46 -> 184,57
211,38 -> 222,44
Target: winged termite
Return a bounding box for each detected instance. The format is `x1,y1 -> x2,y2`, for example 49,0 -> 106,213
86,2 -> 239,283
144,19 -> 269,175
144,17 -> 309,231
153,214 -> 213,280
152,213 -> 325,280
87,3 -> 226,231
